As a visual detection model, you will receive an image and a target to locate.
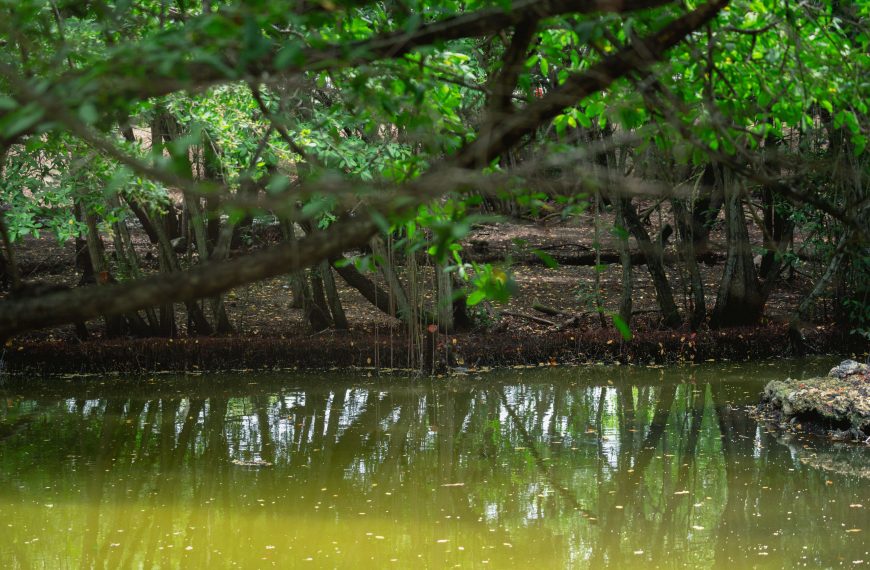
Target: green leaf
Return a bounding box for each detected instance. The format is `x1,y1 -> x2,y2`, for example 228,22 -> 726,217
466,290 -> 487,306
610,225 -> 629,240
612,314 -> 632,340
79,103 -> 99,125
0,105 -> 45,137
852,134 -> 867,156
0,95 -> 17,111
531,249 -> 559,268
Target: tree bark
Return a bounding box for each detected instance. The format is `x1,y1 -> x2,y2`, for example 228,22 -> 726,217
436,261 -> 454,332
320,261 -> 348,330
621,198 -> 681,328
614,198 -> 633,326
332,256 -> 396,317
672,199 -> 706,328
711,177 -> 764,327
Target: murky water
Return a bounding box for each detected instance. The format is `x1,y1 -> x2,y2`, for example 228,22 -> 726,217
1,359 -> 868,568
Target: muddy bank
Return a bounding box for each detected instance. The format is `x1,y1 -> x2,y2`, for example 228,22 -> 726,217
757,360 -> 870,442
0,322 -> 859,376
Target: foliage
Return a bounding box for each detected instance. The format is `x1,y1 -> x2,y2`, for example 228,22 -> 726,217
0,0 -> 866,338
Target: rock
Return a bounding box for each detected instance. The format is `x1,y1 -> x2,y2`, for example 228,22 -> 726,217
757,360 -> 870,442
829,359 -> 868,379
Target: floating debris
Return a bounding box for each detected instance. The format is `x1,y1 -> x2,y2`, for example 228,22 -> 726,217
231,459 -> 274,468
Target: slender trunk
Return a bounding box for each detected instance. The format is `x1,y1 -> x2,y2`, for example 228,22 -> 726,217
186,194 -> 233,333
622,199 -> 681,328
300,269 -> 332,332
280,221 -> 305,309
79,203 -> 128,337
672,199 -> 706,328
310,267 -> 331,321
201,136 -> 223,250
370,237 -> 414,324
689,164 -> 724,255
332,255 -> 397,317
157,249 -> 178,337
592,193 -> 607,326
796,230 -> 851,321
0,210 -> 21,290
284,222 -> 332,331
319,260 -> 348,330
74,206 -> 96,285
435,261 -> 454,332
0,144 -> 19,290
150,206 -> 213,336
614,198 -> 633,326
127,199 -> 160,244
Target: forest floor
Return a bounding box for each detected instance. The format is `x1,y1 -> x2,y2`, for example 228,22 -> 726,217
1,212 -> 865,374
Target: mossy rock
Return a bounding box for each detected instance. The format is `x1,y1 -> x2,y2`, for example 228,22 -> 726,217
759,360 -> 869,440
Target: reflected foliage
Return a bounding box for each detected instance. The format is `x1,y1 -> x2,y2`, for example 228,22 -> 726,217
1,362 -> 867,568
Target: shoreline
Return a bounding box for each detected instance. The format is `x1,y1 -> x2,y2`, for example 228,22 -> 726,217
1,323 -> 863,376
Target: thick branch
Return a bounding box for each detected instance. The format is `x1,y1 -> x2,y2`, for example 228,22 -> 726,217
0,217 -> 377,337
488,18 -> 541,117
454,0 -> 730,168
42,0 -> 673,110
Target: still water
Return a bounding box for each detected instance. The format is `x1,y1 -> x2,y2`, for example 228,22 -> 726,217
1,359 -> 868,568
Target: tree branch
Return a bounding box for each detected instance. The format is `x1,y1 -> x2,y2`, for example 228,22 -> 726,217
45,0 -> 674,110
452,0 -> 730,168
0,217 -> 377,337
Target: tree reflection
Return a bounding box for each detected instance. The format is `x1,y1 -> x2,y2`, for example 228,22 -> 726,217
0,363 -> 865,568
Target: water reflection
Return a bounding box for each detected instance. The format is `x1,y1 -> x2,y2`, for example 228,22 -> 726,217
1,361 -> 868,568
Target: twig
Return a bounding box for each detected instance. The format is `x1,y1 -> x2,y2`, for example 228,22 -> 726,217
501,310 -> 556,327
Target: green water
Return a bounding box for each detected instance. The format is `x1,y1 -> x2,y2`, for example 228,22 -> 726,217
1,359 -> 868,569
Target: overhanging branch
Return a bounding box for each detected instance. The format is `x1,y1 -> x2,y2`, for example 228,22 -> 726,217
0,217 -> 377,337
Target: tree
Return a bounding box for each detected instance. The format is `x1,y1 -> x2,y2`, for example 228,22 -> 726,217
0,0 -> 866,340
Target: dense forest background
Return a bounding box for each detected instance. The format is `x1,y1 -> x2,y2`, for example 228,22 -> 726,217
0,0 -> 867,361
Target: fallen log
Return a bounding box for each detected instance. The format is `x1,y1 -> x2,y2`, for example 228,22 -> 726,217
501,310 -> 557,327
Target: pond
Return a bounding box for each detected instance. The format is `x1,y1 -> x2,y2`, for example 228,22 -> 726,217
1,359 -> 868,568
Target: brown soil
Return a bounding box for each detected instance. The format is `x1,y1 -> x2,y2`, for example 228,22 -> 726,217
0,212 -> 862,375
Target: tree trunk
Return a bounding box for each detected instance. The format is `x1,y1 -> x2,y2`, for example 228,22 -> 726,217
689,163 -> 725,255
150,205 -> 213,336
186,194 -> 233,333
758,185 -> 794,296
672,199 -> 706,328
301,270 -> 332,332
0,207 -> 21,291
370,237 -> 414,324
201,134 -> 223,251
435,261 -> 454,332
711,176 -> 764,327
795,230 -> 851,322
621,199 -> 681,328
74,206 -> 96,285
320,261 -> 348,330
614,198 -> 633,326
332,255 -> 397,317
79,202 -> 127,337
